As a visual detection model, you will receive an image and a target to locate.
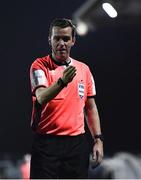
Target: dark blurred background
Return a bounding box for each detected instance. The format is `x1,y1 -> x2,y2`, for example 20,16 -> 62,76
0,0 -> 141,159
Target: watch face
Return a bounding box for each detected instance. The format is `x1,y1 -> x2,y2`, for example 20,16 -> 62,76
57,78 -> 65,88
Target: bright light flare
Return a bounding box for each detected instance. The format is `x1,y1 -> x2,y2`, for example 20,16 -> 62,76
102,3 -> 118,18
76,21 -> 88,36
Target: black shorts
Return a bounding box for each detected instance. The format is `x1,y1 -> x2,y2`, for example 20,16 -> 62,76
30,133 -> 89,179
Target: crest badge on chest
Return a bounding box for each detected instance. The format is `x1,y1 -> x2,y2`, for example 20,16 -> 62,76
78,83 -> 84,99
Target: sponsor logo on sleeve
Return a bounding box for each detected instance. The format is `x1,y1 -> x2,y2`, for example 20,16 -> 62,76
31,70 -> 47,88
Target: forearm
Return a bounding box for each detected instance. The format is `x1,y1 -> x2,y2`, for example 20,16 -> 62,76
35,66 -> 77,105
87,108 -> 101,137
85,99 -> 102,138
36,79 -> 64,105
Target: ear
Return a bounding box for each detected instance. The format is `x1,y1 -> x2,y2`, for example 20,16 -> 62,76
71,37 -> 76,47
48,37 -> 51,46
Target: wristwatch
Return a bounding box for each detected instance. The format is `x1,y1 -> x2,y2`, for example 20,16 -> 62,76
94,134 -> 104,142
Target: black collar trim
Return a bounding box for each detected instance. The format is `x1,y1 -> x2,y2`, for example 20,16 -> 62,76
50,54 -> 71,66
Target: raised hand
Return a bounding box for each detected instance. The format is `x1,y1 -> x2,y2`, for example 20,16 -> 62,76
61,65 -> 77,85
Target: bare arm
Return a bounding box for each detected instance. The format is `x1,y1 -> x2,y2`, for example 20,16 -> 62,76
85,98 -> 104,165
35,66 -> 76,105
85,98 -> 101,137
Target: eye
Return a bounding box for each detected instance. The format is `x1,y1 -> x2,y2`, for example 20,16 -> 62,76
63,36 -> 70,42
54,36 -> 60,41
53,36 -> 71,42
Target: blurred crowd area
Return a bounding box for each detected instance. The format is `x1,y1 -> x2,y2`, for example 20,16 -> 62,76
0,152 -> 141,179
89,152 -> 141,179
0,154 -> 30,179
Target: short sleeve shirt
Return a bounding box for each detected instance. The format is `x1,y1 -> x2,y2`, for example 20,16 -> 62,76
30,55 -> 96,135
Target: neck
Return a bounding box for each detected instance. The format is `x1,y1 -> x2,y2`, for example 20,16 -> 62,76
50,54 -> 71,66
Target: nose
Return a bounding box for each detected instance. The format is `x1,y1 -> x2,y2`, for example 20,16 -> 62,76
58,39 -> 65,45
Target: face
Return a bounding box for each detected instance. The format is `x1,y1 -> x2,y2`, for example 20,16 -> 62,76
49,26 -> 75,62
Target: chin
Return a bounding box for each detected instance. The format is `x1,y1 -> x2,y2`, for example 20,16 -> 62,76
56,55 -> 68,62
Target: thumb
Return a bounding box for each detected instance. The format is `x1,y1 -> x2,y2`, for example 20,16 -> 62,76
92,149 -> 97,160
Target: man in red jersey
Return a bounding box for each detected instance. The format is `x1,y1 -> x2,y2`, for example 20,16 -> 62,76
29,18 -> 103,179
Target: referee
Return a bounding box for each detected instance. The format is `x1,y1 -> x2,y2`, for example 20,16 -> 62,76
29,18 -> 103,179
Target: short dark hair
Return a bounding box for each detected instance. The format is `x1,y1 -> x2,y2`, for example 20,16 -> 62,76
49,18 -> 76,38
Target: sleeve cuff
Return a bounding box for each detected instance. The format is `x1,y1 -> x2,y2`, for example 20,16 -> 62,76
87,95 -> 95,98
32,85 -> 47,96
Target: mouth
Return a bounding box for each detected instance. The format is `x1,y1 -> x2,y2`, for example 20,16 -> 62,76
59,50 -> 66,52
57,48 -> 67,52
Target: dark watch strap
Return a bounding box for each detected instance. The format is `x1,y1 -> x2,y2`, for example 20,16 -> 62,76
94,134 -> 104,142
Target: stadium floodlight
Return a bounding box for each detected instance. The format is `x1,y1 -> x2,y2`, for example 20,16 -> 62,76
76,21 -> 88,36
102,3 -> 118,18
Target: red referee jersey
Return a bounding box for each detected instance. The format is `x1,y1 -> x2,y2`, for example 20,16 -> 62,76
30,55 -> 96,135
